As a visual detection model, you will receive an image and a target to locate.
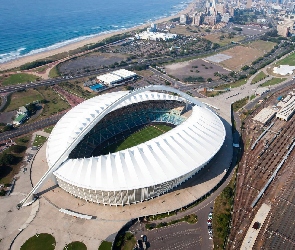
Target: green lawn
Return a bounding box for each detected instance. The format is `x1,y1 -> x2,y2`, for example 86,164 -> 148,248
1,73 -> 39,86
98,241 -> 112,250
20,233 -> 55,250
114,232 -> 136,250
49,66 -> 60,78
33,135 -> 47,147
100,124 -> 172,154
64,241 -> 87,250
37,86 -> 70,117
232,97 -> 248,112
214,78 -> 248,90
44,125 -> 54,134
60,81 -> 95,100
213,172 -> 236,250
260,77 -> 285,87
251,71 -> 267,84
275,52 -> 295,66
4,89 -> 43,112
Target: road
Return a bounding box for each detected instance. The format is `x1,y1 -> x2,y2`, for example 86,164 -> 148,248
0,27 -> 266,96
0,113 -> 65,142
0,94 -> 8,111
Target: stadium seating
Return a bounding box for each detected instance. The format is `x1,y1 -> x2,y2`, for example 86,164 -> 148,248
69,100 -> 187,159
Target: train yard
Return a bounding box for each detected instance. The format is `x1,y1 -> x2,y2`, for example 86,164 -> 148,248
227,86 -> 295,249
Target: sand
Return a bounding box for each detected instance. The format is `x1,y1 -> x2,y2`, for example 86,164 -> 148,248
0,0 -> 198,71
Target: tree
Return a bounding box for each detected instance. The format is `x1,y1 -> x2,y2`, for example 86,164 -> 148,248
212,43 -> 220,50
229,71 -> 235,77
2,125 -> 13,132
0,153 -> 17,166
222,186 -> 233,200
207,78 -> 212,82
10,145 -> 27,154
26,103 -> 37,115
241,65 -> 250,71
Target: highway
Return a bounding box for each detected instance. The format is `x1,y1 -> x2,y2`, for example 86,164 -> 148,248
0,113 -> 64,142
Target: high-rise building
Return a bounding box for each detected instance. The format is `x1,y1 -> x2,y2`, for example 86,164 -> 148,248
180,14 -> 187,24
247,0 -> 252,8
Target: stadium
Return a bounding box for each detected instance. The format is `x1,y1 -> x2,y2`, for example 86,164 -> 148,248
22,85 -> 226,207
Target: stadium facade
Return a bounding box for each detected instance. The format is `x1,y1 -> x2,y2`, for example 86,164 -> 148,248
21,86 -> 226,206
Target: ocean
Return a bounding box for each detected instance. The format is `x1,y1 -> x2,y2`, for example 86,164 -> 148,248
0,0 -> 190,63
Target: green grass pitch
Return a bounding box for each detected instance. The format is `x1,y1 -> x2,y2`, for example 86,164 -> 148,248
100,124 -> 172,154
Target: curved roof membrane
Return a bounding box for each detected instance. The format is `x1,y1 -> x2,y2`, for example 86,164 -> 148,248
47,86 -> 226,192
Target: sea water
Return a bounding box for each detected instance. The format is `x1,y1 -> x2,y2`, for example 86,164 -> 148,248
0,0 -> 190,63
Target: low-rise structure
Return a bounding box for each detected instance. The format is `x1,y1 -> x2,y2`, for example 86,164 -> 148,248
96,69 -> 137,86
13,106 -> 28,126
253,107 -> 277,125
276,95 -> 295,121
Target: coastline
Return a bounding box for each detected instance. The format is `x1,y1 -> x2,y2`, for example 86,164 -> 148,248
0,0 -> 197,72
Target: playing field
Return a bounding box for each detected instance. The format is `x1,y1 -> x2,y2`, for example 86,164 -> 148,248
100,124 -> 172,155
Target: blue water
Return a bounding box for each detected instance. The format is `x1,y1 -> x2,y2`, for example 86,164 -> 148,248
90,83 -> 105,91
0,0 -> 190,63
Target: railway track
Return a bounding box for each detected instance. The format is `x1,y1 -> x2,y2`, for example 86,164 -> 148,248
228,114 -> 295,248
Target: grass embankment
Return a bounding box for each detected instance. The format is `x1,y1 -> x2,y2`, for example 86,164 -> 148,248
205,33 -> 244,46
232,97 -> 249,112
33,135 -> 47,147
213,171 -> 236,250
37,86 -> 70,117
259,77 -> 286,87
48,66 -> 60,78
43,125 -> 54,134
145,214 -> 198,230
3,86 -> 70,118
100,124 -> 172,154
0,73 -> 39,86
98,241 -> 112,250
60,81 -> 95,99
215,78 -> 249,91
20,233 -> 56,250
0,136 -> 30,185
63,241 -> 87,250
251,71 -> 267,84
4,89 -> 43,112
113,232 -> 136,250
275,52 -> 295,66
34,66 -> 49,73
247,40 -> 276,52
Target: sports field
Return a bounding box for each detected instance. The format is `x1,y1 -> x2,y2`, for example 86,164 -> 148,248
100,124 -> 172,155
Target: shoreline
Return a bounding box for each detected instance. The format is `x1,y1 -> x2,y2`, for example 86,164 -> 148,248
0,0 -> 197,72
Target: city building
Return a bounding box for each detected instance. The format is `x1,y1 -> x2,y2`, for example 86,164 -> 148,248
180,14 -> 188,24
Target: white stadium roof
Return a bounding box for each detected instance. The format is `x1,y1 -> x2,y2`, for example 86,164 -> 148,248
21,86 -> 225,207
46,87 -> 225,192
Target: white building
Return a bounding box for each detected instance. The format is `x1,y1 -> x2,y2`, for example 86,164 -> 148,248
96,69 -> 137,86
97,73 -> 122,86
112,69 -> 137,80
20,86 -> 225,207
180,14 -> 187,24
135,31 -> 177,41
276,95 -> 295,121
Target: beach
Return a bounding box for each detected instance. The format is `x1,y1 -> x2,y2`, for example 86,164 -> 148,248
0,0 -> 198,71
0,0 -> 197,72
